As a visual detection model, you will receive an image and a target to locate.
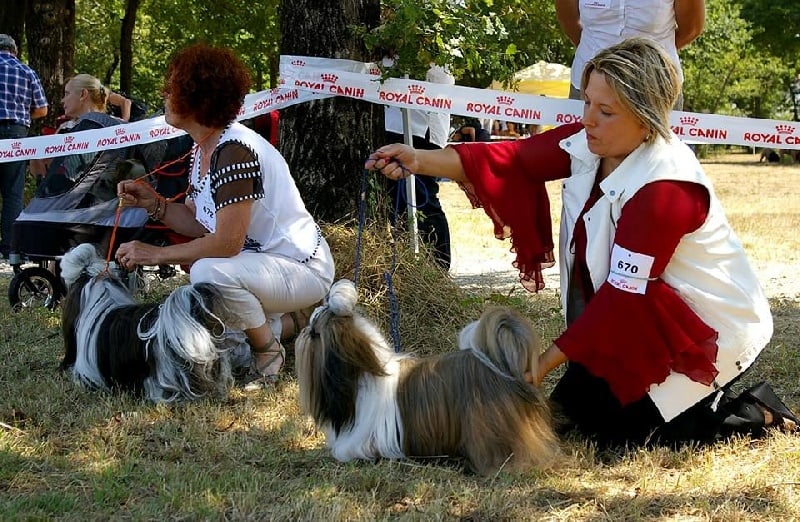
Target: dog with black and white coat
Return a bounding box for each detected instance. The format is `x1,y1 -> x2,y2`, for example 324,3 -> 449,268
59,243 -> 233,402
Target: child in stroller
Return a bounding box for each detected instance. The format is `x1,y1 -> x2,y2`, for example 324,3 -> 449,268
8,132 -> 194,310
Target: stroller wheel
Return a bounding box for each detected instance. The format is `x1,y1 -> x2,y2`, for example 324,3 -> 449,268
8,267 -> 66,311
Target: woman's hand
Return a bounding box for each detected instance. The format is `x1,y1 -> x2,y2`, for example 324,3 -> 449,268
115,240 -> 162,271
534,343 -> 568,386
117,179 -> 157,213
364,144 -> 419,180
365,144 -> 467,183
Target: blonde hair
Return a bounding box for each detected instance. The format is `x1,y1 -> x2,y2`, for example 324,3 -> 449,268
580,37 -> 679,142
68,73 -> 108,112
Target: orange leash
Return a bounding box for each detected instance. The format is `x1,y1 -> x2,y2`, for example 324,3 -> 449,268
105,128 -> 217,269
104,139 -> 201,269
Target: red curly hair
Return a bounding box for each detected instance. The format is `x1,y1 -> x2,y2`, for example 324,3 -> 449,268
164,43 -> 252,128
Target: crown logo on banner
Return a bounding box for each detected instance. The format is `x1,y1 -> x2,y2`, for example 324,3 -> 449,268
64,136 -> 74,144
368,66 -> 381,76
408,85 -> 425,95
11,141 -> 21,150
270,87 -> 280,95
679,116 -> 699,126
776,124 -> 795,135
291,59 -> 305,67
496,95 -> 514,106
115,128 -> 126,136
321,73 -> 338,84
278,78 -> 286,85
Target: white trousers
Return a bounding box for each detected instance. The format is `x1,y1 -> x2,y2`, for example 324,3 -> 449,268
189,237 -> 335,337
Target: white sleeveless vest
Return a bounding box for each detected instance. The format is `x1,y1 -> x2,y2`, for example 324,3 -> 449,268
558,131 -> 773,421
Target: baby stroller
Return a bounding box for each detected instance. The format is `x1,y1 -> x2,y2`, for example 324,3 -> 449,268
8,133 -> 194,310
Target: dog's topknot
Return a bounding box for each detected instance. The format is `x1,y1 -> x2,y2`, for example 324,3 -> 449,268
326,279 -> 357,317
61,243 -> 118,288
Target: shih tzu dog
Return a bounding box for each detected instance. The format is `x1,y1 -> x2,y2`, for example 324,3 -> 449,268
295,279 -> 559,476
59,243 -> 233,402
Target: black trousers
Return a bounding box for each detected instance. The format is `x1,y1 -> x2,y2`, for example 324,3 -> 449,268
550,362 -> 788,448
385,132 -> 451,270
0,122 -> 28,257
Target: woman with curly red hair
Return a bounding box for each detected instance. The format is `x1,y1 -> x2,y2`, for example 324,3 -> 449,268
116,43 -> 334,390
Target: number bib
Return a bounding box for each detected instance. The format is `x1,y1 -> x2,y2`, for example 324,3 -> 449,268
607,244 -> 654,295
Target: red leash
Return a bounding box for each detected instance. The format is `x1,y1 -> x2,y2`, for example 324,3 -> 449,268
104,138 -> 202,270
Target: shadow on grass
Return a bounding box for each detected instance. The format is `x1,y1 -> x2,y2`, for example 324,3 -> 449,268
1,276 -> 798,519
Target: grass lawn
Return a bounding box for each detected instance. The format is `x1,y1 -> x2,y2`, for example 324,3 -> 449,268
0,150 -> 798,520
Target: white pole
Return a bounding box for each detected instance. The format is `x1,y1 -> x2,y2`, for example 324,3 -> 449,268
400,92 -> 420,254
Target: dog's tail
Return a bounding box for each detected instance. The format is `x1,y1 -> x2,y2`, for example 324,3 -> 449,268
61,243 -> 120,288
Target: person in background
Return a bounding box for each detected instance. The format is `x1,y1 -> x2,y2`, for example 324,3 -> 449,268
33,74 -> 134,197
108,90 -> 149,122
116,43 -> 334,391
384,59 -> 454,271
366,38 -> 795,447
0,34 -> 48,259
61,73 -> 124,131
451,118 -> 492,143
556,0 -> 705,108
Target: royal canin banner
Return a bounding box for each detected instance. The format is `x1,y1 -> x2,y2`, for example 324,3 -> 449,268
0,87 -> 328,164
2,55 -> 799,164
280,55 -> 800,151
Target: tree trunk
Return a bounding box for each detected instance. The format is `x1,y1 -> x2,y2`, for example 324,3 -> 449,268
278,0 -> 382,222
25,0 -> 74,131
0,1 -> 27,55
119,0 -> 141,95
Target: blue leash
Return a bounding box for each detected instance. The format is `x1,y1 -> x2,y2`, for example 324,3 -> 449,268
353,168 -> 368,289
392,173 -> 431,221
354,163 -> 429,352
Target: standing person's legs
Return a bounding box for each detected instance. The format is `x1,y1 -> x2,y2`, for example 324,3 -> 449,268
385,131 -> 452,270
0,123 -> 28,258
412,175 -> 451,270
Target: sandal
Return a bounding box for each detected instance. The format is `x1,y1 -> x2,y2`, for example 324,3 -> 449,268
242,337 -> 285,391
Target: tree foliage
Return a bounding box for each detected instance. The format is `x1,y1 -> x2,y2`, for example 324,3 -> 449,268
738,0 -> 800,66
72,0 -> 279,111
363,0 -> 571,87
681,0 -> 792,119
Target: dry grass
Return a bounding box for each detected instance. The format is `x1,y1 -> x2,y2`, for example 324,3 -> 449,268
0,150 -> 798,520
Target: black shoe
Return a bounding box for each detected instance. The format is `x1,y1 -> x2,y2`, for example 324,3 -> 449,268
740,381 -> 799,430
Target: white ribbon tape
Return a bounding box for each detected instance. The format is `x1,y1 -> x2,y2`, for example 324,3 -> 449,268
2,55 -> 798,164
0,87 -> 327,163
280,55 -> 800,151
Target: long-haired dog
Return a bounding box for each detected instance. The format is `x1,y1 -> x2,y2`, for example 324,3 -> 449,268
59,243 -> 233,402
295,279 -> 559,476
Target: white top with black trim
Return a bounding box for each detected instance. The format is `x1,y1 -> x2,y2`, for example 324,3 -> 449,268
188,122 -> 322,264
